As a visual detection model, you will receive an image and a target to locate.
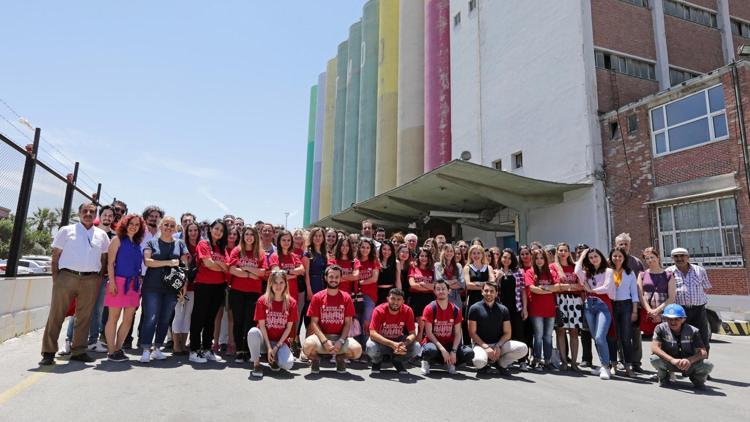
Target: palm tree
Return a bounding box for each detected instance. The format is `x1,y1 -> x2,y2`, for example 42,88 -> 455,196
28,207 -> 59,232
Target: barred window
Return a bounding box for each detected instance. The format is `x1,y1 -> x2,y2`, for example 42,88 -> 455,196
595,50 -> 656,80
669,68 -> 699,86
663,0 -> 717,28
731,19 -> 750,39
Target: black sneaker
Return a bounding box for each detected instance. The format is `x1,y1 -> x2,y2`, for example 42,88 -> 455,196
39,353 -> 55,366
335,355 -> 347,373
495,362 -> 511,376
108,350 -> 128,362
393,360 -> 406,374
690,376 -> 707,390
477,366 -> 490,375
270,361 -> 280,372
657,372 -> 672,387
371,362 -> 382,374
70,353 -> 96,363
632,364 -> 646,374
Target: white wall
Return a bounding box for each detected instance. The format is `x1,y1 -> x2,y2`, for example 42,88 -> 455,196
527,186 -> 607,249
449,0 -> 483,164
0,276 -> 52,343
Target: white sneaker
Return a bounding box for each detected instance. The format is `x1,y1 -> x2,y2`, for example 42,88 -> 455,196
189,351 -> 207,364
447,364 -> 457,375
420,360 -> 430,375
669,372 -> 677,382
205,351 -> 222,362
150,349 -> 167,360
599,366 -> 611,380
87,341 -> 107,353
139,350 -> 151,363
60,340 -> 71,356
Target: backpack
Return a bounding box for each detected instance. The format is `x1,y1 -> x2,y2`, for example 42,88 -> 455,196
429,300 -> 459,324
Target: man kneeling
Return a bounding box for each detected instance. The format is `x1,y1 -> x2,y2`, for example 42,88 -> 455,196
366,288 -> 420,374
303,265 -> 362,374
421,279 -> 474,375
650,304 -> 713,389
468,281 -> 528,375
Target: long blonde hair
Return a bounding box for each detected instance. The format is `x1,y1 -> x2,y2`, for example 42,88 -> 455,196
263,270 -> 290,312
468,244 -> 488,266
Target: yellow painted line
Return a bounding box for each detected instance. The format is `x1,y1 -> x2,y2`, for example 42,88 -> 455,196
0,366 -> 51,406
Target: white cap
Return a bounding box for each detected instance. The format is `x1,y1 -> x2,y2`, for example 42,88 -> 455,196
670,247 -> 689,256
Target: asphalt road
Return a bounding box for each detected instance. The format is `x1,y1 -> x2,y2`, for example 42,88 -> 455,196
0,324 -> 748,422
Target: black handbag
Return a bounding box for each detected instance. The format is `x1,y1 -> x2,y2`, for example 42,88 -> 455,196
163,265 -> 187,293
352,281 -> 365,315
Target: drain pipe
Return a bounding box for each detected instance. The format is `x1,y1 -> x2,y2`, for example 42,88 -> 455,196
731,62 -> 750,205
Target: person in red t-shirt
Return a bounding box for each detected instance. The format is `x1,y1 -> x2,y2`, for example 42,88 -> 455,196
525,249 -> 561,371
366,288 -> 418,374
189,220 -> 229,364
227,226 -> 268,363
408,248 -> 435,342
421,279 -> 475,375
303,265 -> 363,374
247,270 -> 298,378
356,238 -> 380,340
328,237 -> 360,294
268,230 -> 305,348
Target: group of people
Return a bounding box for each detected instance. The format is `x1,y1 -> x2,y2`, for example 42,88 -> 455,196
38,201 -> 715,388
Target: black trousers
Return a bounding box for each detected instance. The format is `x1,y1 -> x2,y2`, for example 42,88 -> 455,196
228,289 -> 260,353
190,283 -> 226,352
581,330 -> 593,363
685,304 -> 711,352
421,342 -> 474,366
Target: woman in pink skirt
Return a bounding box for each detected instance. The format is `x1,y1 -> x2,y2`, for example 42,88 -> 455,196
104,214 -> 145,361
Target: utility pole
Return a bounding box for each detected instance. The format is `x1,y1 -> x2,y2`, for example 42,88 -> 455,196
284,211 -> 290,229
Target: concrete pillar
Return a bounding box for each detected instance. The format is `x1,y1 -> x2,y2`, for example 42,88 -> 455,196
342,21 -> 363,210
311,72 -> 327,224
424,0 -> 452,172
357,0 -> 380,202
651,0 -> 671,90
717,0 -> 736,64
303,84 -> 318,227
397,0 -> 425,186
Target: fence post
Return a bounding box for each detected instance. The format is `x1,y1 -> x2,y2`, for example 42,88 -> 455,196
95,183 -> 102,208
60,162 -> 79,227
6,128 -> 41,277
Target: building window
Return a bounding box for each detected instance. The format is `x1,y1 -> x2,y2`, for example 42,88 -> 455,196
512,152 -> 523,169
492,159 -> 502,170
610,121 -> 620,139
454,12 -> 461,27
663,0 -> 718,29
469,0 -> 477,12
627,114 -> 638,134
595,50 -> 656,81
657,196 -> 742,267
669,68 -> 699,86
650,84 -> 728,155
619,0 -> 648,7
731,19 -> 750,39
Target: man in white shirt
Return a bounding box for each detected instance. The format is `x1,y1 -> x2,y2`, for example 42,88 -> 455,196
40,203 -> 111,365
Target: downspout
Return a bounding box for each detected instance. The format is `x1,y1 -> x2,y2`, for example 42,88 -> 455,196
731,62 -> 750,206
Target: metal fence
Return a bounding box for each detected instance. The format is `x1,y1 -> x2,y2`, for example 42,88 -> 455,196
0,112 -> 113,277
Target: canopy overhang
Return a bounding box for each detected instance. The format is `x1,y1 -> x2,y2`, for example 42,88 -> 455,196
313,160 -> 591,236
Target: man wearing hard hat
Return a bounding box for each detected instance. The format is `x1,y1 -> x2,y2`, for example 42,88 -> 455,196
650,303 -> 713,389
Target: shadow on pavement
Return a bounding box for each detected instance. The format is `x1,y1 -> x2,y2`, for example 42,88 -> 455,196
706,377 -> 750,388
664,383 -> 727,397
303,371 -> 365,381
28,360 -> 94,374
368,371 -> 423,384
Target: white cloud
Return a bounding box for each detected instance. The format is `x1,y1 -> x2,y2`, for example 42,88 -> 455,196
198,187 -> 229,213
135,153 -> 223,180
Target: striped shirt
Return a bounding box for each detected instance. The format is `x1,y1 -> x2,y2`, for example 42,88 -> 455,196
667,263 -> 711,306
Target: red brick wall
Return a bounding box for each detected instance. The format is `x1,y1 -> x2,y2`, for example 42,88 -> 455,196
601,65 -> 750,296
688,0 -> 718,10
665,16 -> 725,72
729,0 -> 750,20
596,69 -> 659,113
592,0 -> 656,59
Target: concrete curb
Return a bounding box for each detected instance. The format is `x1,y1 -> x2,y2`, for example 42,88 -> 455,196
719,320 -> 750,336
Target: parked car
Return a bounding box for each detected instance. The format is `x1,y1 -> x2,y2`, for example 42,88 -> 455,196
22,256 -> 52,273
0,260 -> 33,275
18,259 -> 47,274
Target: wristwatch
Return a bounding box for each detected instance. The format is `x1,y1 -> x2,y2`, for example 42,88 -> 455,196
338,338 -> 347,345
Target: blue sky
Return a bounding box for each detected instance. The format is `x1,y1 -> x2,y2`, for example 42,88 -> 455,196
0,0 -> 366,228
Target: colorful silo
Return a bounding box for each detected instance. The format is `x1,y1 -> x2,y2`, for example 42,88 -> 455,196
332,41 -> 349,214
397,0 -> 425,185
319,58 -> 338,219
424,0 -> 451,172
357,0 -> 379,203
311,71 -> 326,224
303,84 -> 317,227
375,0 -> 399,195
342,20 -> 362,211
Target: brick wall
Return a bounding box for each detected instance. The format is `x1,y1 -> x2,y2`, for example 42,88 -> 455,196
665,16 -> 725,72
601,65 -> 750,296
592,0 -> 655,59
596,70 -> 659,113
729,0 -> 750,19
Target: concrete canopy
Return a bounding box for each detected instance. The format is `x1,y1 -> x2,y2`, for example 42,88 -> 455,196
313,160 -> 590,235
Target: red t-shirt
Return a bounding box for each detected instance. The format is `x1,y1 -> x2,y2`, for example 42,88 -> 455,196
524,267 -> 560,318
195,240 -> 227,285
369,302 -> 415,340
254,295 -> 298,343
408,266 -> 434,293
357,259 -> 381,302
306,290 -> 356,335
228,247 -> 268,293
328,258 -> 360,293
268,252 -> 301,299
422,301 -> 463,346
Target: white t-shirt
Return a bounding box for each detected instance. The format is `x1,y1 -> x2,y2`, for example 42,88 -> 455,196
52,223 -> 111,272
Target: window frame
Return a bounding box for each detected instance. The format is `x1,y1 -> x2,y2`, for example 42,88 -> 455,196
731,18 -> 750,39
663,0 -> 718,29
492,159 -> 502,171
512,151 -> 523,169
595,49 -> 656,81
454,12 -> 461,27
649,83 -> 728,156
656,196 -> 743,268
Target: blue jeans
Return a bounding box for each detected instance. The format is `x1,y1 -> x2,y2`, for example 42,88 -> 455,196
530,316 -> 555,361
140,290 -> 178,347
584,297 -> 612,366
66,277 -> 107,344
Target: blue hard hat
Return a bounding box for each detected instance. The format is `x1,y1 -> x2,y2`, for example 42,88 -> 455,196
663,304 -> 687,319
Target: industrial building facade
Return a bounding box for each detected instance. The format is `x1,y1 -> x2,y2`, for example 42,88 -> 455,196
302,0 -> 750,306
